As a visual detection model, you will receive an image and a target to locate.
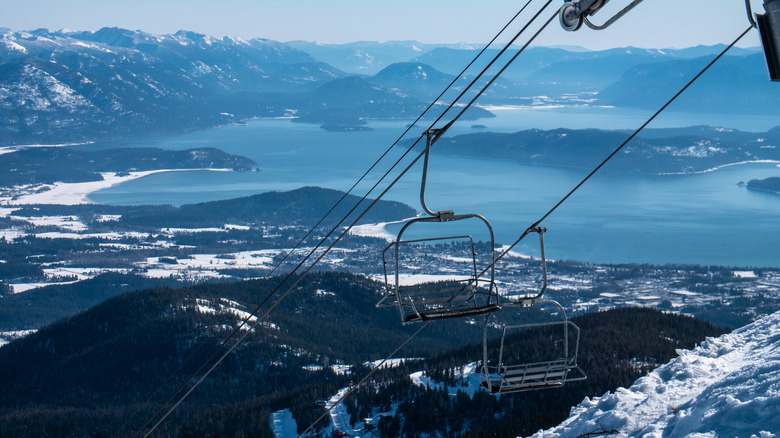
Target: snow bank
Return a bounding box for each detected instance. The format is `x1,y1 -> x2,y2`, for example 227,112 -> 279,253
270,409 -> 298,438
530,310 -> 780,437
410,362 -> 485,397
4,169 -> 230,205
349,219 -> 410,242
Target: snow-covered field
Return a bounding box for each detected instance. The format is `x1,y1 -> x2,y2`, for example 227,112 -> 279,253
0,168 -> 229,205
0,330 -> 36,347
349,219 -> 411,242
531,310 -> 780,437
410,361 -> 484,397
270,409 -> 298,438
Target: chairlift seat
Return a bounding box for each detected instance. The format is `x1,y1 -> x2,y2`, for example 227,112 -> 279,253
379,218 -> 500,323
481,299 -> 586,394
377,128 -> 500,323
482,357 -> 586,393
384,278 -> 500,322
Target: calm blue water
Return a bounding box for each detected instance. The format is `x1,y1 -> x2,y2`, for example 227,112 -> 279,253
86,107 -> 780,267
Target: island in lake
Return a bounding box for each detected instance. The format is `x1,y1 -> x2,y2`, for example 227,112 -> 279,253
747,176 -> 780,195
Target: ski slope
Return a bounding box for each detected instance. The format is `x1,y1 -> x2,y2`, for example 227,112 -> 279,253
530,310 -> 780,437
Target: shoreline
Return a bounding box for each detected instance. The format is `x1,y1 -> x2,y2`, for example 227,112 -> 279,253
1,168 -> 231,206
657,160 -> 780,176
349,218 -> 412,242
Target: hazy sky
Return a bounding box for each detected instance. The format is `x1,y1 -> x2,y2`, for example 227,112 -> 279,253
1,0 -> 763,49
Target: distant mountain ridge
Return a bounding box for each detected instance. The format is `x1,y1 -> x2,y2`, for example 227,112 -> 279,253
0,28 -> 452,144
2,27 -> 775,146
285,40 -> 480,75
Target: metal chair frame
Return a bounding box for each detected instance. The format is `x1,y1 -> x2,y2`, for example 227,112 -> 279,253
480,228 -> 585,393
377,128 -> 499,323
481,300 -> 586,394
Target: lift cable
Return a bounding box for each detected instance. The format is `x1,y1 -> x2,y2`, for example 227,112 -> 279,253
293,24 -> 754,437
292,11 -> 569,438
423,0 -> 555,134
259,0 -> 539,282
129,3 -> 553,436
123,5 -> 533,432
138,138 -> 429,438
134,14 -> 752,438
476,24 -> 756,299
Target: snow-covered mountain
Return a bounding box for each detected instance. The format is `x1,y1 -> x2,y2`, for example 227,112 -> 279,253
0,28 -> 346,144
531,310 -> 780,437
284,40 -> 476,75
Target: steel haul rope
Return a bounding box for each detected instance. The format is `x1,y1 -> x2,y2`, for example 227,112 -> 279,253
128,1 -> 552,436
292,24 -> 754,438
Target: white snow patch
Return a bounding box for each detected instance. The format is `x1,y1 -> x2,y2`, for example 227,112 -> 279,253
365,358 -> 423,369
161,227 -> 227,234
734,271 -> 758,279
326,386 -> 354,434
331,364 -> 352,375
659,160 -> 780,176
531,310 -> 780,437
10,214 -> 87,231
303,364 -> 323,372
0,329 -> 36,347
2,39 -> 27,53
496,244 -> 532,259
224,223 -> 250,230
349,218 -> 410,242
270,409 -> 298,438
135,250 -> 277,280
410,362 -> 485,396
315,289 -> 336,297
3,169 -> 230,205
96,214 -> 121,222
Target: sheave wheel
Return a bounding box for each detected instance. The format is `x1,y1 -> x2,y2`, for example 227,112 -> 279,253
587,0 -> 605,13
559,2 -> 583,31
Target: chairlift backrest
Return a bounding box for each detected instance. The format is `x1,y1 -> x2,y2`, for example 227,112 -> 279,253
480,300 -> 586,394
377,128 -> 500,323
379,216 -> 500,323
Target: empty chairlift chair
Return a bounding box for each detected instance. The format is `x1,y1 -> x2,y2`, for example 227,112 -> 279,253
480,227 -> 586,393
376,128 -> 500,323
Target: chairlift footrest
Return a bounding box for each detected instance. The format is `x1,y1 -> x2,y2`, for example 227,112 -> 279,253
404,304 -> 501,323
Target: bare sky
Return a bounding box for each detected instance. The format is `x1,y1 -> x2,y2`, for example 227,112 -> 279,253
1,0 -> 763,49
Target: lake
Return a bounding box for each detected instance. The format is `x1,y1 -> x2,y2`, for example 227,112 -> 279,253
86,106 -> 780,267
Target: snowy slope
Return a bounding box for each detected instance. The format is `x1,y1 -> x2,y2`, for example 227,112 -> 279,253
270,409 -> 298,438
531,310 -> 780,437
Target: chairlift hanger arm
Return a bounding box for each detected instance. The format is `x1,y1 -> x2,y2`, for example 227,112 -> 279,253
420,124 -> 454,218
754,0 -> 780,81
558,0 -> 635,32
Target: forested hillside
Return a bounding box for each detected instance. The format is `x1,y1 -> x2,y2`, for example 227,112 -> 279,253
747,176 -> 780,194
433,126 -> 780,174
0,273 -> 726,437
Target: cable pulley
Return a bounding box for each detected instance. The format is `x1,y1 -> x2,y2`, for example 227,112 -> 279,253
559,0 -> 645,31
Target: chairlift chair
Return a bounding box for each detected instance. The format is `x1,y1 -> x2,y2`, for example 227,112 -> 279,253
480,227 -> 586,393
377,128 -> 500,323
